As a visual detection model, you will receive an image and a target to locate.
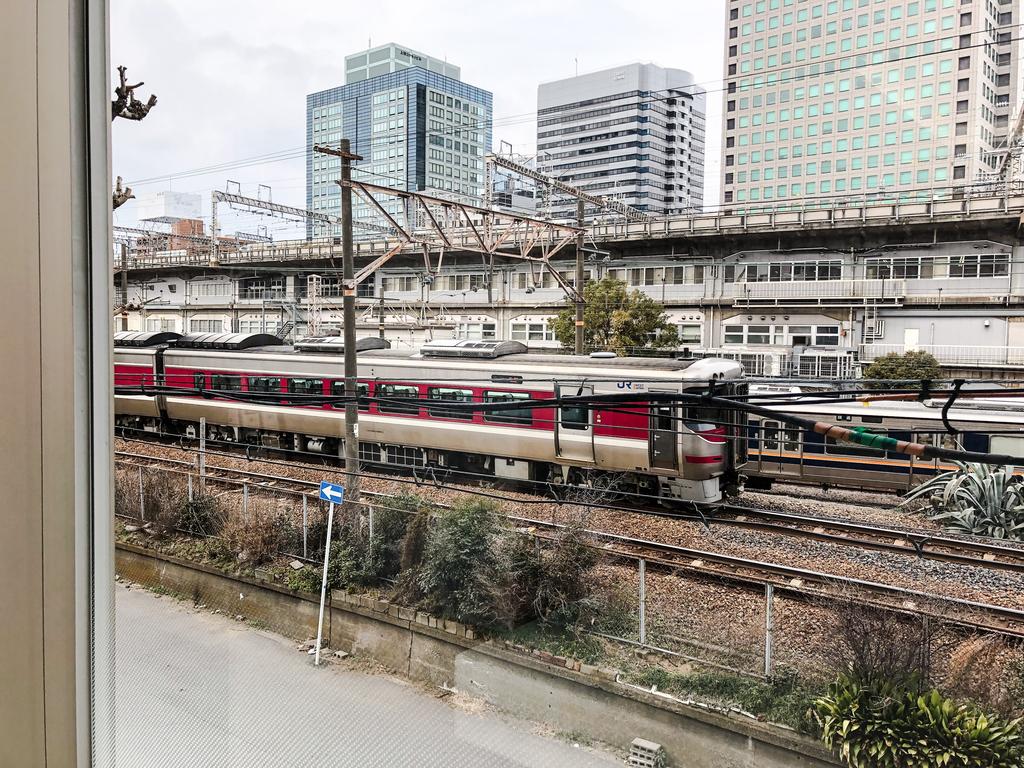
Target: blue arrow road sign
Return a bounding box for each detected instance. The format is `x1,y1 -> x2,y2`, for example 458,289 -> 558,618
319,481 -> 345,504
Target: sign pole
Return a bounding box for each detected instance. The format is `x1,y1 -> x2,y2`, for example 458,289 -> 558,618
314,499 -> 336,667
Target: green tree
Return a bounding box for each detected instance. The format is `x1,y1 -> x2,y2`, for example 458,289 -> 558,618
550,277 -> 678,354
862,350 -> 941,388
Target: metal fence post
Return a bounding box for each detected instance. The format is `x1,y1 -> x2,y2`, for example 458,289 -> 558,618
302,495 -> 308,559
242,482 -> 249,523
138,465 -> 145,521
764,583 -> 775,679
198,416 -> 207,493
187,473 -> 193,502
368,505 -> 374,545
638,558 -> 647,646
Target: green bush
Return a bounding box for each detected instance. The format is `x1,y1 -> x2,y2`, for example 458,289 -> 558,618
815,674 -> 1024,767
417,499 -> 503,628
629,667 -> 819,732
286,566 -> 323,594
901,462 -> 1024,540
863,350 -> 941,388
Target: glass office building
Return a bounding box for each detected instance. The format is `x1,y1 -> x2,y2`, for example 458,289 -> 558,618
720,0 -> 1022,207
306,44 -> 493,236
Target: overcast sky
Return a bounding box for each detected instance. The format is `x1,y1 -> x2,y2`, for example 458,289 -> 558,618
112,0 -> 726,233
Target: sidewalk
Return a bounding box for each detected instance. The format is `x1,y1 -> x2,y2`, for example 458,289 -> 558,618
115,585 -> 620,767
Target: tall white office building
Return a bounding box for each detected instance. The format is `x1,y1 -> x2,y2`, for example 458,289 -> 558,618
536,63 -> 706,219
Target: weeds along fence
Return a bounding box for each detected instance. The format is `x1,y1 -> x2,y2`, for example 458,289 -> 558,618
112,460 -> 1024,691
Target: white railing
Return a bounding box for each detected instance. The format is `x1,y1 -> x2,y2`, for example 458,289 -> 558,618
731,279 -> 905,301
859,344 -> 1024,366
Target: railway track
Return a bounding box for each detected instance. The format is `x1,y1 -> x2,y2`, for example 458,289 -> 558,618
517,516 -> 1024,639
115,449 -> 1024,638
115,449 -> 1024,575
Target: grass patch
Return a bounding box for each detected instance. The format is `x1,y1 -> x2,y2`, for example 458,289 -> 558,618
626,667 -> 822,733
496,621 -> 608,665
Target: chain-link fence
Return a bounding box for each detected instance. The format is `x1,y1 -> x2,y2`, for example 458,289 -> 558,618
114,459 -> 1024,708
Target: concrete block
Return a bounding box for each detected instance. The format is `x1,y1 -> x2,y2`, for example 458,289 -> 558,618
465,629 -> 476,641
398,607 -> 416,621
387,604 -> 401,618
373,599 -> 389,613
443,620 -> 458,635
415,612 -> 431,626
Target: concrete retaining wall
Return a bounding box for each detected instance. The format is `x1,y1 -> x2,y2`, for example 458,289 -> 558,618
116,543 -> 839,767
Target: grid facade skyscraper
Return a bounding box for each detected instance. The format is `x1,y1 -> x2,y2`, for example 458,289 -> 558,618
720,0 -> 1022,207
306,44 -> 492,237
536,63 -> 706,219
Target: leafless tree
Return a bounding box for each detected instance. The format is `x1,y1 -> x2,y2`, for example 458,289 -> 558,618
111,66 -> 156,210
112,176 -> 134,211
111,65 -> 157,122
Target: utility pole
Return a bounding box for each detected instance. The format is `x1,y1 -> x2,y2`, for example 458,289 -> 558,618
316,140 -> 363,508
378,292 -> 385,339
574,198 -> 585,354
120,243 -> 129,331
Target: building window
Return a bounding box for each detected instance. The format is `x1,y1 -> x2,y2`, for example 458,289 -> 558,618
455,322 -> 496,340
724,261 -> 842,282
865,257 -> 933,280
146,318 -> 176,332
678,323 -> 702,345
510,321 -> 554,342
948,253 -> 1009,278
190,319 -> 223,333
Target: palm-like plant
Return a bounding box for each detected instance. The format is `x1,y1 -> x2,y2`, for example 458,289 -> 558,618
901,462 -> 1024,540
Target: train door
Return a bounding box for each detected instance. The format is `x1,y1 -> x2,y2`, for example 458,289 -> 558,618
554,383 -> 595,464
648,399 -> 678,472
757,418 -> 802,476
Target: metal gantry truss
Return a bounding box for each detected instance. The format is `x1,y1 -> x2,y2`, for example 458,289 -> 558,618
209,186 -> 395,265
484,152 -> 651,223
343,179 -> 585,298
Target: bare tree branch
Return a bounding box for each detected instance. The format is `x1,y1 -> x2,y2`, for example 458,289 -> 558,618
112,65 -> 157,122
112,176 -> 134,210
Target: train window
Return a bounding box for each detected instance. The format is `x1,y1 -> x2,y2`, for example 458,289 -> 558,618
193,372 -> 206,391
330,381 -> 370,411
560,404 -> 589,431
287,378 -> 324,402
210,374 -> 241,391
782,428 -> 801,452
483,391 -> 532,425
427,387 -> 475,420
761,420 -> 780,450
824,436 -> 884,457
860,415 -> 884,424
377,384 -> 420,415
248,376 -> 282,394
915,432 -> 960,450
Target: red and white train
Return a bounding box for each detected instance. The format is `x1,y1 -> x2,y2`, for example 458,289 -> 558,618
113,332 -> 746,504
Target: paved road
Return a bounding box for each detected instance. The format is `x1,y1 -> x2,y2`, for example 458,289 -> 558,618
115,585 -> 620,767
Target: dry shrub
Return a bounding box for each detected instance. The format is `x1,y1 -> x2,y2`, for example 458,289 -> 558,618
140,471 -> 189,535
221,495 -> 289,565
943,635 -> 1024,718
114,468 -> 140,517
817,596 -> 930,688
